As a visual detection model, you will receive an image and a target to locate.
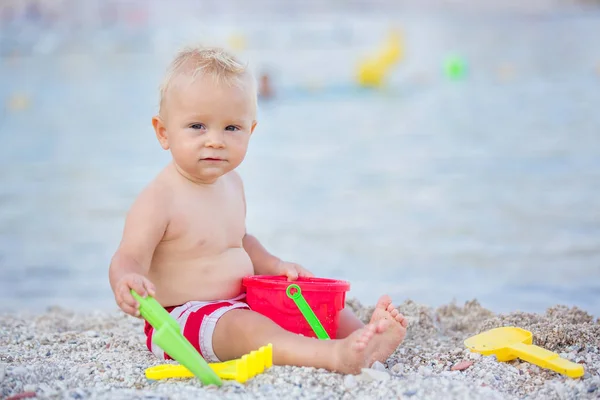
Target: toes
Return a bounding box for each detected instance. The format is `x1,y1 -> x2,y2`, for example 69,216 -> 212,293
390,309 -> 399,318
354,326 -> 375,348
353,341 -> 367,351
386,303 -> 396,313
360,325 -> 376,341
398,314 -> 408,328
365,323 -> 376,334
375,295 -> 392,311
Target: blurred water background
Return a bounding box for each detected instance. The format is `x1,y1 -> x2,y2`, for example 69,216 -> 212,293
1,0 -> 600,316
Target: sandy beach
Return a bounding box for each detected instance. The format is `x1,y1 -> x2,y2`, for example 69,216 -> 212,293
1,299 -> 598,399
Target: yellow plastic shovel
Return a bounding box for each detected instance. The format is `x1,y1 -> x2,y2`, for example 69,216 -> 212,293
145,343 -> 273,383
464,327 -> 584,378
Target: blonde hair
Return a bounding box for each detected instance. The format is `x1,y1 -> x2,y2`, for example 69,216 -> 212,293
158,46 -> 256,116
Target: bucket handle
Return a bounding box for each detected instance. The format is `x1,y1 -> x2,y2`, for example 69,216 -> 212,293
286,284 -> 330,340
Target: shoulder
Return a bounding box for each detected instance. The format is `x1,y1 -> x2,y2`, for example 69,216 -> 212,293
129,167 -> 174,216
223,171 -> 246,211
225,170 -> 245,191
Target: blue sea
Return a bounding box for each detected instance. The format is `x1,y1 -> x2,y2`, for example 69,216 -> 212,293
1,3 -> 599,316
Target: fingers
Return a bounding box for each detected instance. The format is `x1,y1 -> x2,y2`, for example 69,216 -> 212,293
142,277 -> 156,297
279,262 -> 313,280
114,274 -> 156,318
117,285 -> 140,317
285,266 -> 299,281
120,300 -> 140,317
129,275 -> 148,298
118,285 -> 138,308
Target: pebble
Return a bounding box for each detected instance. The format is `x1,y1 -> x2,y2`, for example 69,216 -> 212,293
358,368 -> 390,382
567,345 -> 582,353
391,363 -> 403,374
72,388 -> 87,398
223,380 -> 244,389
451,361 -> 473,371
39,383 -> 56,396
11,366 -> 28,376
371,361 -> 387,372
260,384 -> 274,392
468,353 -> 482,361
0,364 -> 6,381
343,375 -> 358,389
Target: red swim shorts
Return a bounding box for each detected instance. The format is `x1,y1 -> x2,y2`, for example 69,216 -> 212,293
143,294 -> 250,362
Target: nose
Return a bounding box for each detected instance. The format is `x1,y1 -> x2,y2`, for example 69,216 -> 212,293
204,129 -> 225,149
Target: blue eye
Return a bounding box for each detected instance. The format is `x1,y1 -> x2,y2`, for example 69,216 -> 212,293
225,125 -> 240,131
190,123 -> 206,130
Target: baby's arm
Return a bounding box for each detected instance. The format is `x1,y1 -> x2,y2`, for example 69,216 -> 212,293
242,233 -> 281,275
109,185 -> 169,316
233,171 -> 313,279
243,234 -> 314,279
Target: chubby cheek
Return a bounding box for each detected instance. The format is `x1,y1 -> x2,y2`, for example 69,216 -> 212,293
229,134 -> 249,150
171,137 -> 200,164
229,140 -> 250,163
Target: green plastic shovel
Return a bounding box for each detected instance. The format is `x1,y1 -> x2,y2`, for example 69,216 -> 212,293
131,290 -> 222,386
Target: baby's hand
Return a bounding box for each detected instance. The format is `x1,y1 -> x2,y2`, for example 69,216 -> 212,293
277,260 -> 314,281
114,273 -> 156,317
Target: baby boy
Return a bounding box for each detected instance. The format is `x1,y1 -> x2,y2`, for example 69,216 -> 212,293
108,46 -> 408,374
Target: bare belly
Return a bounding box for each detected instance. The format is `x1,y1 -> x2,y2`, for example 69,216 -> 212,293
148,248 -> 254,307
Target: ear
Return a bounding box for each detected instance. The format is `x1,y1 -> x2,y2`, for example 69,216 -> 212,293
250,120 -> 257,135
152,115 -> 170,150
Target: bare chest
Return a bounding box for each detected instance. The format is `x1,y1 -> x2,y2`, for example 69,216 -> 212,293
161,182 -> 246,254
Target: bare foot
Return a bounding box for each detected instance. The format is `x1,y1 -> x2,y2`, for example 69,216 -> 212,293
333,320 -> 389,374
367,295 -> 408,365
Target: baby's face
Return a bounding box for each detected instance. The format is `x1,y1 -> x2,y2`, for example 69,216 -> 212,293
156,74 -> 257,183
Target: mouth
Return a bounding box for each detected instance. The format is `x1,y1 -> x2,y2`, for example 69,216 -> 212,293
200,157 -> 225,162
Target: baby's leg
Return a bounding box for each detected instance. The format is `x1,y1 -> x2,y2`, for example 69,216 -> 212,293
211,309 -> 392,374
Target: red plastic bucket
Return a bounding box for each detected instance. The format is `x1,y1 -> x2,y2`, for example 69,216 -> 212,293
242,276 -> 350,339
